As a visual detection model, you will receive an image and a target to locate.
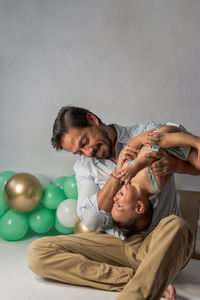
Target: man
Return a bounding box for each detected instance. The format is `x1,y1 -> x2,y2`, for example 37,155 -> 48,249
28,106 -> 198,300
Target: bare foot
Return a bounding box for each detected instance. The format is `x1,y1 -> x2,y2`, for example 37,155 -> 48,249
162,284 -> 177,300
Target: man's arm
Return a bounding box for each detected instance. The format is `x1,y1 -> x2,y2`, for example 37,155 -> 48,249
97,174 -> 122,212
75,172 -> 121,230
97,145 -> 137,211
75,146 -> 137,230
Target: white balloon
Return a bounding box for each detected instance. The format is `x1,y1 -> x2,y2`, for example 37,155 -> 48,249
34,174 -> 52,189
56,199 -> 79,227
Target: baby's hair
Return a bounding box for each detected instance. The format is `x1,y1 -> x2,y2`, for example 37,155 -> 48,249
114,200 -> 153,232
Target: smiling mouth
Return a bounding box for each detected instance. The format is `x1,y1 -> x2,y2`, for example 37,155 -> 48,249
120,190 -> 124,196
116,189 -> 124,198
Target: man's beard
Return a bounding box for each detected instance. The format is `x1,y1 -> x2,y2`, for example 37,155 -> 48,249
92,129 -> 113,159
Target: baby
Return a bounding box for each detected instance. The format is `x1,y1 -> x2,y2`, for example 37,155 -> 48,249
111,123 -> 200,232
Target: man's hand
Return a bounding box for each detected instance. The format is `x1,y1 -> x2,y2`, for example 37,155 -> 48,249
145,149 -> 200,176
116,146 -> 139,171
145,151 -> 177,176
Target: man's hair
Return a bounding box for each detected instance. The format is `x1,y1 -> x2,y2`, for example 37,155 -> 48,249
51,106 -> 103,150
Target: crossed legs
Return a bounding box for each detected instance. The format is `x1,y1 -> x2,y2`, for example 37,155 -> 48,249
28,215 -> 194,299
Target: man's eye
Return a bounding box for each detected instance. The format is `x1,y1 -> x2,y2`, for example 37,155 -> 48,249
82,138 -> 89,147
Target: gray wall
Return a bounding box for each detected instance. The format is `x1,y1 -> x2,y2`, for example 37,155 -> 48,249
1,0 -> 200,191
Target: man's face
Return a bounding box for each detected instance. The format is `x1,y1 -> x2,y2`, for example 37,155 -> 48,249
111,184 -> 137,227
61,125 -> 113,159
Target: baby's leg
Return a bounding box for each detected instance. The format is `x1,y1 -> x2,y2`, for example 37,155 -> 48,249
157,125 -> 179,134
188,147 -> 200,170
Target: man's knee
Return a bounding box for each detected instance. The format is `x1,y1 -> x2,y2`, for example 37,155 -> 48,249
160,215 -> 194,253
161,214 -> 193,232
28,237 -> 50,275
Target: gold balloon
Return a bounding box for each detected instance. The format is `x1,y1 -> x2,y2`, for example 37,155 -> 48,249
4,172 -> 42,213
74,219 -> 102,234
74,219 -> 94,234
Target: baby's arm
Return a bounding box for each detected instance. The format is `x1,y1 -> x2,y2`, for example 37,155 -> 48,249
116,147 -> 158,183
128,128 -> 160,149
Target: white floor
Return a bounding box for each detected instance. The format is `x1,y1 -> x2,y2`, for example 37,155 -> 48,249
0,228 -> 200,300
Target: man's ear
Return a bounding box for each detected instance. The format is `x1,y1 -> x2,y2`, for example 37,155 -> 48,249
135,201 -> 145,215
86,113 -> 100,126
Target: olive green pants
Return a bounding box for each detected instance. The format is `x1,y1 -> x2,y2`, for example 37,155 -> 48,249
28,215 -> 194,300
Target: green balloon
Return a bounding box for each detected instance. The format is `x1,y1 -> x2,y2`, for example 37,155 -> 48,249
42,185 -> 66,210
0,171 -> 16,192
28,205 -> 54,234
0,191 -> 8,217
53,176 -> 68,190
55,216 -> 74,234
63,175 -> 78,200
0,210 -> 29,241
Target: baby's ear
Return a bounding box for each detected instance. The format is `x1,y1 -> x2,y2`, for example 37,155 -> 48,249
135,201 -> 145,214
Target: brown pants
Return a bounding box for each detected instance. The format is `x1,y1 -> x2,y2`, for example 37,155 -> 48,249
28,215 -> 194,300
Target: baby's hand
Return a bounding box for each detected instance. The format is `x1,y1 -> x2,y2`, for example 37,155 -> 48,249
116,165 -> 137,184
142,128 -> 161,147
129,128 -> 160,149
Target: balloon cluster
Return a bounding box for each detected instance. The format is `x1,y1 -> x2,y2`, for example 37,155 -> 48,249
0,171 -> 82,241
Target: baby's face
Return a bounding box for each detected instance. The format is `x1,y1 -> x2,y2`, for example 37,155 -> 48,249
111,184 -> 138,227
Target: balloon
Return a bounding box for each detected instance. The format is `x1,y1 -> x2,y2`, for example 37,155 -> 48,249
42,185 -> 66,210
0,210 -> 29,241
34,174 -> 52,189
53,176 -> 68,190
0,191 -> 8,217
74,219 -> 93,234
56,199 -> 79,227
63,175 -> 78,200
4,173 -> 42,213
0,171 -> 16,192
55,216 -> 74,234
28,205 -> 54,234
